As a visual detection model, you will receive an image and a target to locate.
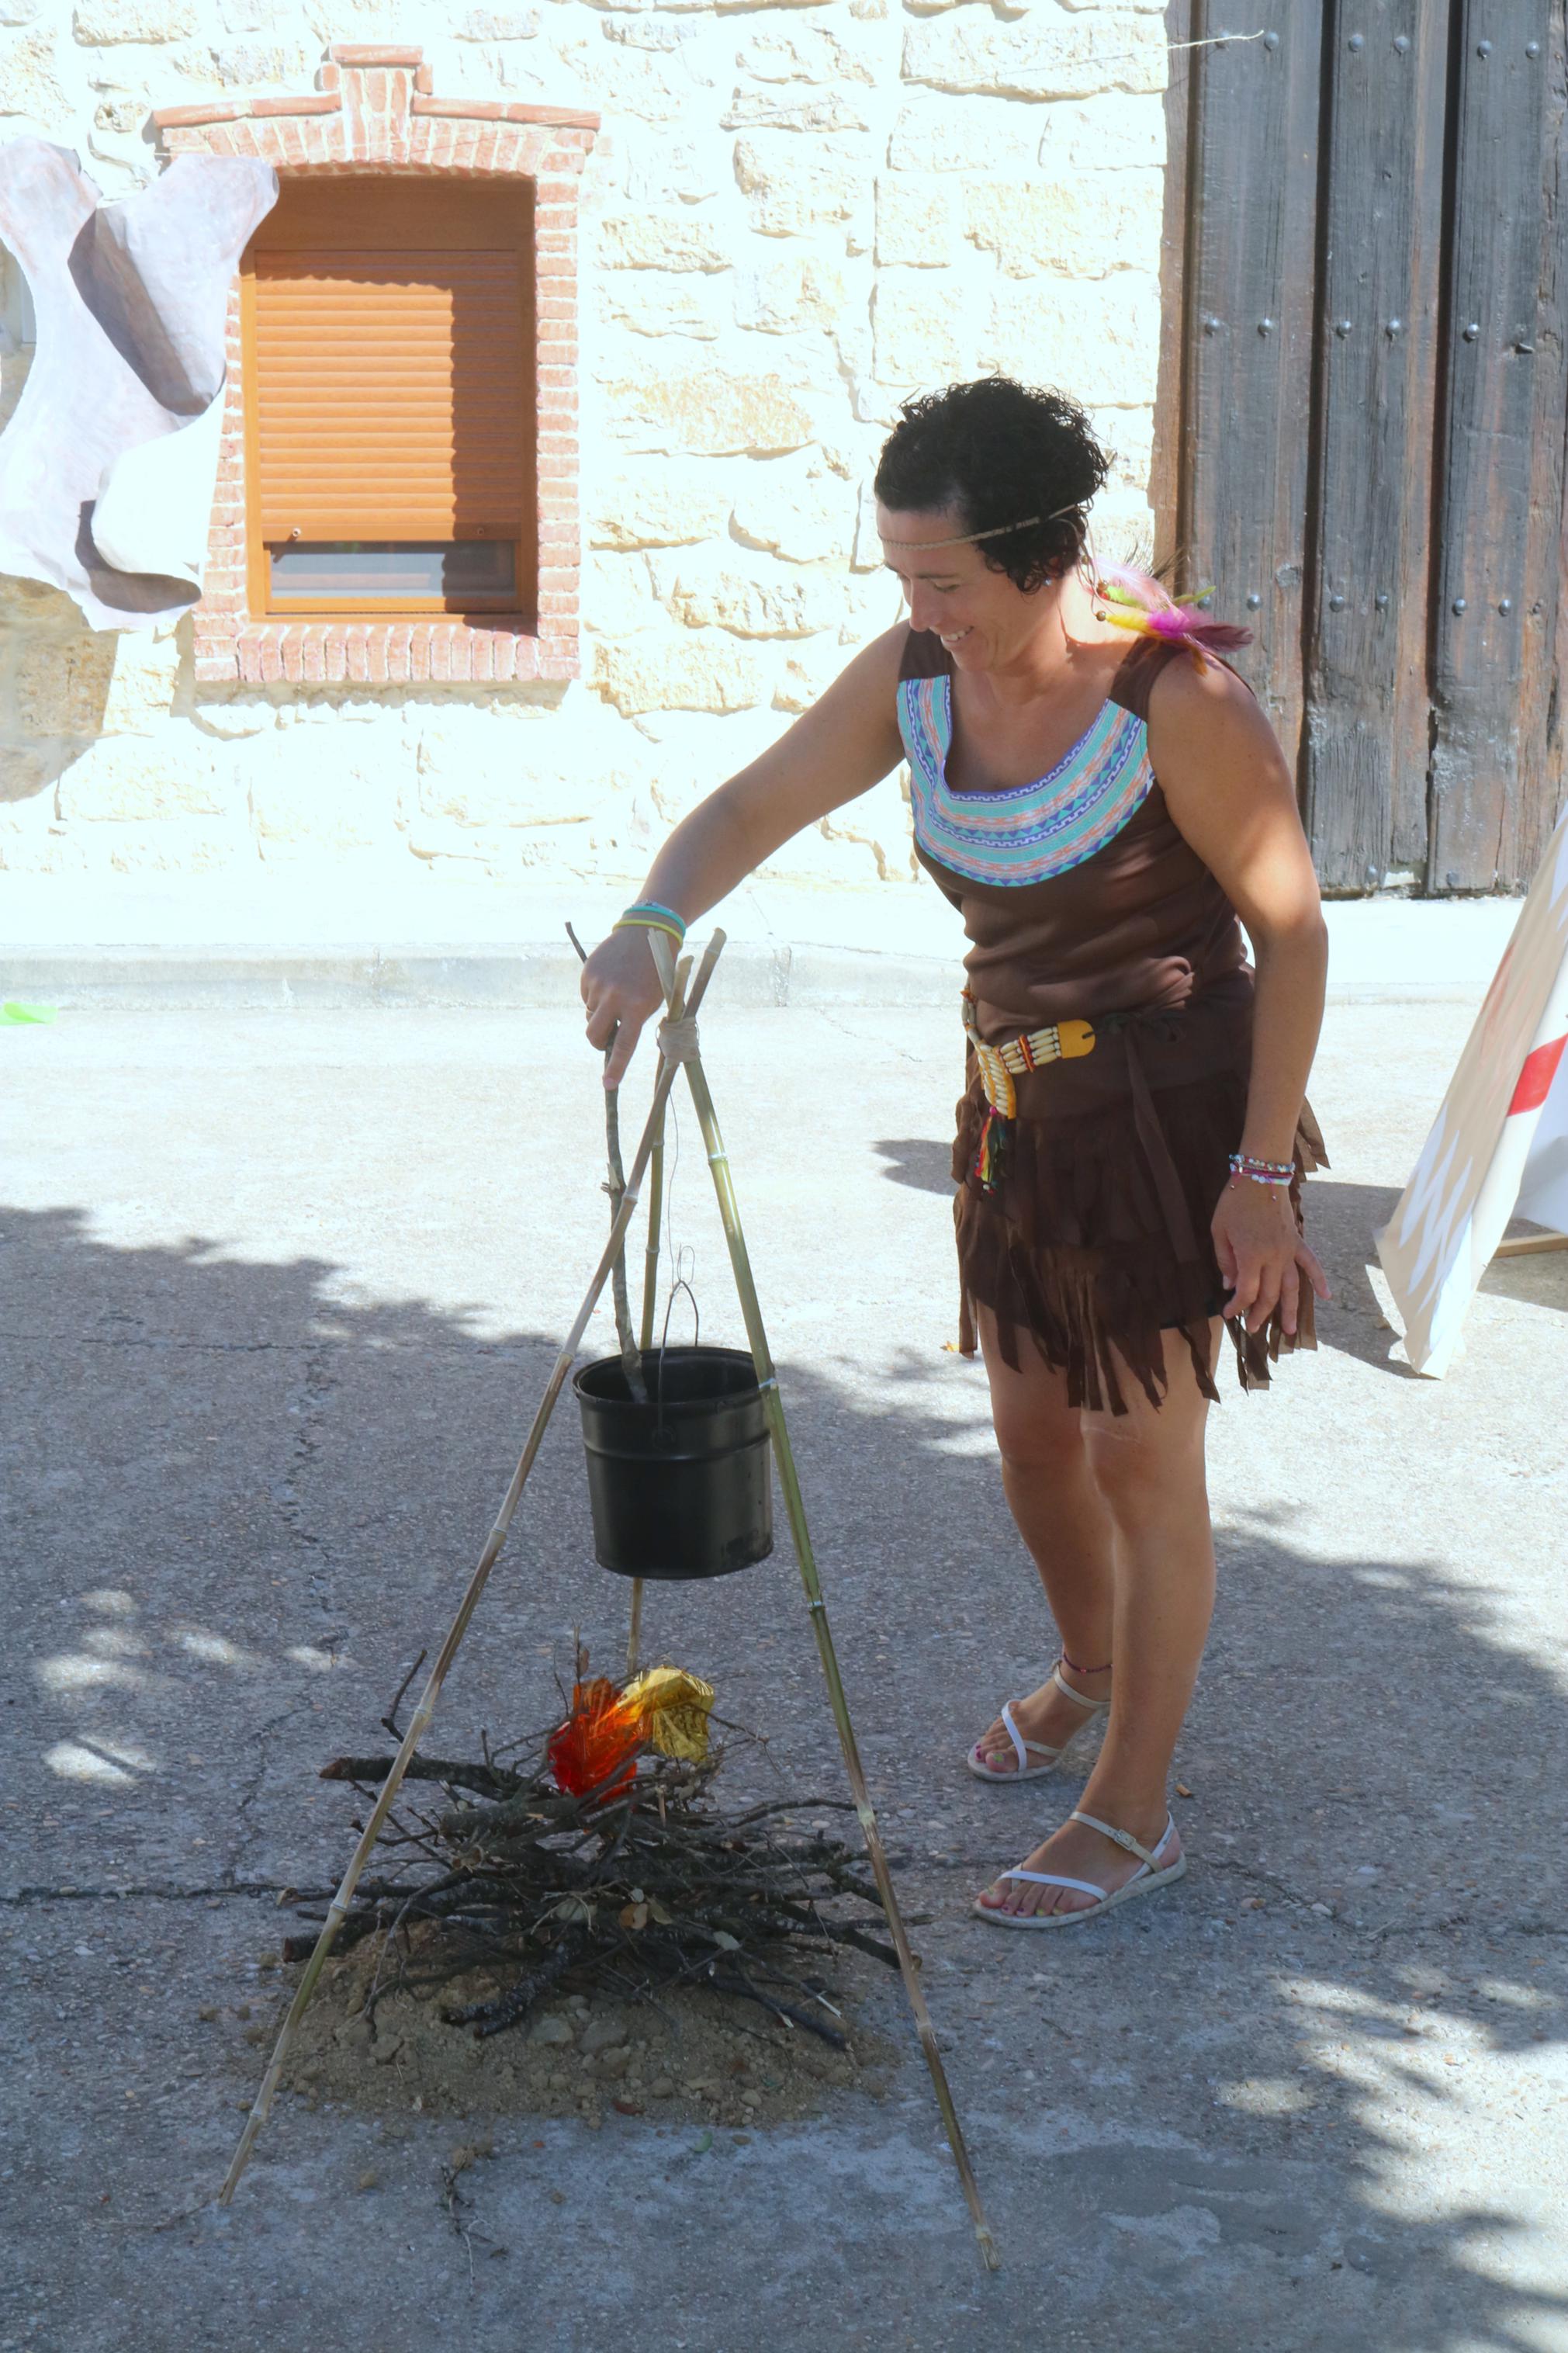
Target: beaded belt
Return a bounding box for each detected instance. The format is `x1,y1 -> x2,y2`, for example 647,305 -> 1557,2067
961,989 -> 1097,1193
961,989 -> 1096,1120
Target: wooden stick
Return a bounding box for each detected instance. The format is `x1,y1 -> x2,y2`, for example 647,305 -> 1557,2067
1493,1231 -> 1568,1259
216,942 -> 722,2206
648,930 -> 1000,2272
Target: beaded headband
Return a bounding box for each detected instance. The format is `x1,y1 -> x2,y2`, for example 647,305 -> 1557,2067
878,497 -> 1085,551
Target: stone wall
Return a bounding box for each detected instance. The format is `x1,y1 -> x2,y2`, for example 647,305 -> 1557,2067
0,0 -> 1170,892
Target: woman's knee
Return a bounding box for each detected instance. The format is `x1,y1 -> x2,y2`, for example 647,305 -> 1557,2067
992,1405 -> 1089,1480
1082,1416 -> 1205,1519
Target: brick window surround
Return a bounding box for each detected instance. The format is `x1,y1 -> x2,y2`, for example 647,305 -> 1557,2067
154,46 -> 597,688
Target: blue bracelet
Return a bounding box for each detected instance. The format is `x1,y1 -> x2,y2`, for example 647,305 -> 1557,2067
621,899 -> 687,937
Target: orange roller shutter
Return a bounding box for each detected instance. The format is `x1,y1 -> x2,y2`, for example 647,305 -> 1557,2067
241,178 -> 535,609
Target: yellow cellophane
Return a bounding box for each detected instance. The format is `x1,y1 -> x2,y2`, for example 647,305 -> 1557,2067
624,1665 -> 715,1762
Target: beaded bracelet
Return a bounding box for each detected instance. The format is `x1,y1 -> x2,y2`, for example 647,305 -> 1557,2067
1228,1152 -> 1293,1187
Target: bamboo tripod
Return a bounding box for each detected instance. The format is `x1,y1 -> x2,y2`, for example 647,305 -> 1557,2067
218,930 -> 999,2270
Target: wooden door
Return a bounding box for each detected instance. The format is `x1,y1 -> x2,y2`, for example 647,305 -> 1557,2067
1170,0 -> 1568,893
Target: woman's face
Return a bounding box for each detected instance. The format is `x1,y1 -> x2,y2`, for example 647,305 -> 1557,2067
876,501 -> 1063,671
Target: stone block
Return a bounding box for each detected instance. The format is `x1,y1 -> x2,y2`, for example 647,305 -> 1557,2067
455,9 -> 539,36
552,36 -> 694,126
590,480 -> 731,551
106,823 -> 241,874
720,91 -> 869,134
887,99 -> 1037,174
206,42 -> 310,86
902,13 -> 1166,101
601,366 -> 814,457
15,637 -> 116,737
598,214 -> 732,273
594,638 -> 767,719
1037,92 -> 1165,173
56,736 -> 225,822
876,175 -> 955,266
734,26 -> 874,85
0,32 -> 70,120
0,0 -> 40,22
771,638 -> 843,712
653,563 -> 839,638
729,466 -> 857,563
101,635 -> 181,734
582,551 -> 659,639
72,0 -> 196,37
606,279 -> 723,340
964,174 -> 1161,279
732,253 -> 849,334
733,137 -> 871,241
623,137 -> 722,208
190,699 -> 275,740
983,273 -> 1161,406
249,746 -> 397,857
871,276 -> 967,385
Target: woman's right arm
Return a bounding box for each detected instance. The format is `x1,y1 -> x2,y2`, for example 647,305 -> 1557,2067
581,625 -> 908,1083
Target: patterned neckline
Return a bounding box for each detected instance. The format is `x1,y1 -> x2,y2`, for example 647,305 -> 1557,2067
943,677 -> 1114,799
898,671 -> 1156,889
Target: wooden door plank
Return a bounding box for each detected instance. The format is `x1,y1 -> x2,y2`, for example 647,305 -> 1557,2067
1148,0 -> 1193,567
1428,1 -> 1554,891
1512,0 -> 1568,886
1180,0 -> 1324,784
1303,0 -> 1448,892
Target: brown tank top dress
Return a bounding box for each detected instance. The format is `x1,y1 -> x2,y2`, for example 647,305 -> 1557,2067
896,624 -> 1326,1415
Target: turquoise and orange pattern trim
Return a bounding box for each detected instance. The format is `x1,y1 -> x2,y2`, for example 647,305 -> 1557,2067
898,674 -> 1155,889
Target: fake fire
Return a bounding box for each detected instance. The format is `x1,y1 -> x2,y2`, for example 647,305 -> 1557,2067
545,1665 -> 715,1799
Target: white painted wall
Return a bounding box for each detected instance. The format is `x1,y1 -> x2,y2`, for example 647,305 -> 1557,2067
0,0 -> 1170,889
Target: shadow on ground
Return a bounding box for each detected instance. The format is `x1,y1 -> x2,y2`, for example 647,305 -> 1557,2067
4,1203 -> 1566,2353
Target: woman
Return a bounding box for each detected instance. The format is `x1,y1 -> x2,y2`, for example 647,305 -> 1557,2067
581,378 -> 1328,1929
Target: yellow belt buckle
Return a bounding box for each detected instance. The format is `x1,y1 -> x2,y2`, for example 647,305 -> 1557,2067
1057,1019 -> 1096,1060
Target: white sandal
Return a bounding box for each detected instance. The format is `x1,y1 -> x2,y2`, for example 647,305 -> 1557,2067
965,1664 -> 1109,1784
974,1809 -> 1186,1930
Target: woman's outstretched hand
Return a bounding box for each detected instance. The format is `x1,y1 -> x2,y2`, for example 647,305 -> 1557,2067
580,927 -> 667,1087
1211,1176 -> 1331,1338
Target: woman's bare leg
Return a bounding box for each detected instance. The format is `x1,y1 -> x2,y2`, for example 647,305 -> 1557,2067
976,1319 -> 1221,1917
970,1304 -> 1118,1769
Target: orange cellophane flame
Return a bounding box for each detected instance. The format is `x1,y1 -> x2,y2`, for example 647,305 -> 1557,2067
546,1677 -> 646,1800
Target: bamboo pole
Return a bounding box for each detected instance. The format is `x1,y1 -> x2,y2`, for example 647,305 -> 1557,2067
648,932 -> 999,2271
217,941 -> 721,2206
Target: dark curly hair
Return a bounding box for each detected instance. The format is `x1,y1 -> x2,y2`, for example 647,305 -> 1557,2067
872,377 -> 1112,594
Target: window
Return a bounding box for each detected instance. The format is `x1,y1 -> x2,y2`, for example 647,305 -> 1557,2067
240,177 -> 535,621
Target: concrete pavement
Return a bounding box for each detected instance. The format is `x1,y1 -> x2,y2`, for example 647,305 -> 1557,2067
3,979 -> 1566,2351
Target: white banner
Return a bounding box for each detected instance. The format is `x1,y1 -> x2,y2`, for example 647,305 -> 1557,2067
1376,809 -> 1568,1377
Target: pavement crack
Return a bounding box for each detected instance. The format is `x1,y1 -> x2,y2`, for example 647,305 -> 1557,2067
2,1879 -> 331,1907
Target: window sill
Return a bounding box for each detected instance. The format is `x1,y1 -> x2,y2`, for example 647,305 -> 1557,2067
192,614 -> 578,686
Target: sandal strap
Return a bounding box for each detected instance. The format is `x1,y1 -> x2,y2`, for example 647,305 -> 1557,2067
999,1866 -> 1109,1902
998,1699 -> 1059,1766
1051,1663 -> 1109,1712
1070,1809 -> 1175,1873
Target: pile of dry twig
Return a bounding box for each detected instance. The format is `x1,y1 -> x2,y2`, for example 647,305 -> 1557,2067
283,1723 -> 899,2053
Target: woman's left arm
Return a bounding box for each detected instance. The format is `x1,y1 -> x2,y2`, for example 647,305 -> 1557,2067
1146,654 -> 1331,1338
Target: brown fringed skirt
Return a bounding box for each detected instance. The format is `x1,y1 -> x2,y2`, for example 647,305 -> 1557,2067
952,969 -> 1327,1414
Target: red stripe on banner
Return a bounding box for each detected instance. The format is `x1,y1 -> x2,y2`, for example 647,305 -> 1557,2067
1509,1034 -> 1568,1115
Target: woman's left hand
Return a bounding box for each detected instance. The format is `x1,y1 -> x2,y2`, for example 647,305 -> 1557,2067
1211,1176 -> 1331,1338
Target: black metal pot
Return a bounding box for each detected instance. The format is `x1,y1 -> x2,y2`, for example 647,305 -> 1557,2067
573,1344 -> 774,1582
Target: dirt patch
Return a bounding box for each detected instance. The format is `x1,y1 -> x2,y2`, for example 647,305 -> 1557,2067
253,1928 -> 894,2131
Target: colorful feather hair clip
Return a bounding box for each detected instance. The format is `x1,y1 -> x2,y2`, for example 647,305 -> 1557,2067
1091,564 -> 1253,672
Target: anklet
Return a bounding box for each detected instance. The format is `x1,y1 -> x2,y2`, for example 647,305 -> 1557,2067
1061,1651 -> 1112,1676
